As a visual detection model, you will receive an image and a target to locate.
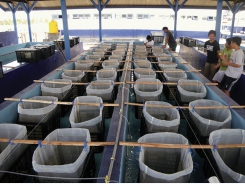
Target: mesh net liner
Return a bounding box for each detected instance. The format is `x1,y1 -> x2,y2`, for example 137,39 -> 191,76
159,63 -> 177,70
189,99 -> 232,136
86,80 -> 114,101
134,55 -> 148,60
164,69 -> 187,82
133,61 -> 152,69
92,51 -> 105,56
134,68 -> 156,80
111,50 -> 126,57
177,79 -> 207,102
158,55 -> 173,61
209,129 -> 245,183
109,55 -> 123,61
138,132 -> 193,183
152,48 -> 164,52
114,46 -> 127,53
32,128 -> 91,182
86,55 -> 101,60
102,59 -> 119,69
96,68 -> 117,81
143,101 -> 180,133
117,43 -> 127,46
18,96 -> 58,123
41,79 -> 72,100
135,52 -> 148,56
0,124 -> 27,180
134,78 -> 163,103
112,49 -> 126,53
94,48 -> 107,52
69,96 -> 103,132
75,60 -> 94,70
135,48 -> 146,52
62,70 -> 84,82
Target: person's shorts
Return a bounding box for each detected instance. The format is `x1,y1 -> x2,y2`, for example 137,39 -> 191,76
212,70 -> 225,83
169,43 -> 177,51
220,75 -> 237,91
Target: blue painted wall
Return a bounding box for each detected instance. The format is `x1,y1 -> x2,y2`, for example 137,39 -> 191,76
0,31 -> 18,47
61,29 -> 209,39
222,26 -> 245,33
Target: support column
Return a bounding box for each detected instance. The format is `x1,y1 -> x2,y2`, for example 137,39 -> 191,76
98,0 -> 102,42
166,0 -> 188,40
20,1 -> 37,42
26,12 -> 32,42
225,1 -> 245,38
215,0 -> 223,41
230,12 -> 236,37
6,3 -> 21,43
90,0 -> 110,42
174,0 -> 179,39
60,0 -> 71,60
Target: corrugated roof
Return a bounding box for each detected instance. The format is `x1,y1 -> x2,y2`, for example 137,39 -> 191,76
0,0 -> 244,11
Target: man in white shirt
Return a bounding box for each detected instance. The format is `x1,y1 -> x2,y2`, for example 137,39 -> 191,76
220,36 -> 244,96
144,35 -> 154,47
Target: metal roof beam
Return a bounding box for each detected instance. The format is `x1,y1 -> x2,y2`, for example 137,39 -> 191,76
0,4 -> 5,11
102,0 -> 110,10
166,0 -> 174,10
178,0 -> 188,11
6,2 -> 21,12
90,0 -> 98,10
166,0 -> 188,11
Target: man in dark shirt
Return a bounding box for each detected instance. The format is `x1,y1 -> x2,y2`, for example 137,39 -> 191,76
204,30 -> 221,81
162,26 -> 177,51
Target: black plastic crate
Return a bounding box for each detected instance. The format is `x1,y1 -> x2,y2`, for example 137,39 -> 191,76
49,44 -> 55,56
183,38 -> 197,47
202,149 -> 223,183
151,31 -> 164,43
70,39 -> 75,48
60,86 -> 75,117
75,76 -> 88,97
16,48 -> 43,63
176,90 -> 190,120
163,85 -> 177,100
92,62 -> 103,73
1,145 -> 32,183
35,46 -> 50,59
54,39 -> 75,50
54,40 -> 65,50
34,147 -> 96,183
135,105 -> 143,119
157,71 -> 166,82
37,44 -> 55,57
17,108 -> 61,140
0,61 -> 4,79
187,116 -> 209,158
140,114 -> 148,136
90,118 -> 105,153
73,37 -> 80,45
88,65 -> 94,82
103,90 -> 115,118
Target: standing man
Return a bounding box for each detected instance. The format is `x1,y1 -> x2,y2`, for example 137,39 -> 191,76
204,30 -> 221,81
162,26 -> 177,51
220,36 -> 244,97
